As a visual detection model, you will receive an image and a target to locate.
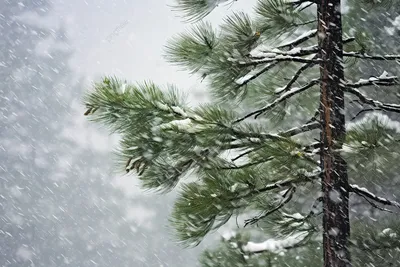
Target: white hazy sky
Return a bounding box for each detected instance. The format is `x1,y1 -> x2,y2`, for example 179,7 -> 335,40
54,0 -> 257,102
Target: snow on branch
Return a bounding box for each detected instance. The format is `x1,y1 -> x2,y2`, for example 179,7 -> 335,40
242,231 -> 310,254
346,75 -> 399,88
350,184 -> 400,209
234,79 -> 319,123
239,55 -> 319,67
346,87 -> 400,114
276,29 -> 317,50
344,51 -> 400,61
280,121 -> 320,137
250,45 -> 318,59
235,62 -> 279,86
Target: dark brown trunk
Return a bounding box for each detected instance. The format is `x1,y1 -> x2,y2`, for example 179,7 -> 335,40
318,0 -> 351,267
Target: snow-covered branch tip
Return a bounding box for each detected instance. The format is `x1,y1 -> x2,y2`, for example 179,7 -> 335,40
242,231 -> 310,254
234,79 -> 319,123
350,184 -> 400,210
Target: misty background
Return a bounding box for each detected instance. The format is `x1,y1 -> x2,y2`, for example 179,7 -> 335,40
0,0 -> 256,266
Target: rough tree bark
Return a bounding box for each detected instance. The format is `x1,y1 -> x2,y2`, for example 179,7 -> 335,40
318,0 -> 351,266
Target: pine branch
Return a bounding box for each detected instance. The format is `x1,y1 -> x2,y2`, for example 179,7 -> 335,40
349,184 -> 400,209
230,121 -> 319,161
346,88 -> 400,114
274,56 -> 317,95
358,194 -> 393,213
350,108 -> 381,121
254,45 -> 318,59
234,79 -> 319,123
234,170 -> 320,201
244,187 -> 296,227
276,35 -> 355,52
231,146 -> 264,162
344,51 -> 400,61
305,196 -> 323,218
171,0 -> 236,22
241,231 -> 311,254
346,76 -> 399,88
276,29 -> 317,50
234,62 -> 280,87
280,121 -> 320,137
288,0 -> 316,7
222,157 -> 274,170
239,55 -> 319,67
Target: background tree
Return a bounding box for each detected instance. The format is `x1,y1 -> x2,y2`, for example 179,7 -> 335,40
84,0 -> 400,266
1,2 -> 199,266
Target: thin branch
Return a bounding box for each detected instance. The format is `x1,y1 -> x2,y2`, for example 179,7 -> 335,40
231,146 -> 264,162
305,196 -> 323,218
346,87 -> 400,114
305,110 -> 320,124
222,157 -> 274,170
349,184 -> 400,209
358,194 -> 393,213
344,51 -> 400,61
346,76 -> 399,88
244,187 -> 296,227
239,56 -> 319,67
350,108 -> 381,121
288,0 -> 316,7
235,62 -> 280,87
230,122 -> 320,162
280,121 -> 320,137
343,37 -> 356,44
276,29 -> 317,50
254,46 -> 318,59
294,19 -> 317,26
234,79 -> 319,123
234,171 -> 320,201
275,55 -> 318,95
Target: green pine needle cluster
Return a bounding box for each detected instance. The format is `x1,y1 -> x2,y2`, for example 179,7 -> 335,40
84,0 -> 400,266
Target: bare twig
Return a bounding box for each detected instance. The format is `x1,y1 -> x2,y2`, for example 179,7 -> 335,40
346,76 -> 399,88
235,62 -> 280,87
358,194 -> 393,213
346,87 -> 400,114
240,56 -> 320,67
244,187 -> 296,227
234,79 -> 319,123
275,55 -> 318,95
344,52 -> 400,61
277,29 -> 317,50
350,184 -> 400,209
351,108 -> 381,121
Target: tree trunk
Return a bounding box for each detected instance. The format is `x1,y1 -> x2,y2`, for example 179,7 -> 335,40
318,0 -> 351,267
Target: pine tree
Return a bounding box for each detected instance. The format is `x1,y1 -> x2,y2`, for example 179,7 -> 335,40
83,0 -> 400,266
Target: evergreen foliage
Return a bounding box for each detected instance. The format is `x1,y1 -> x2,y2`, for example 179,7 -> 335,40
84,0 -> 400,266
